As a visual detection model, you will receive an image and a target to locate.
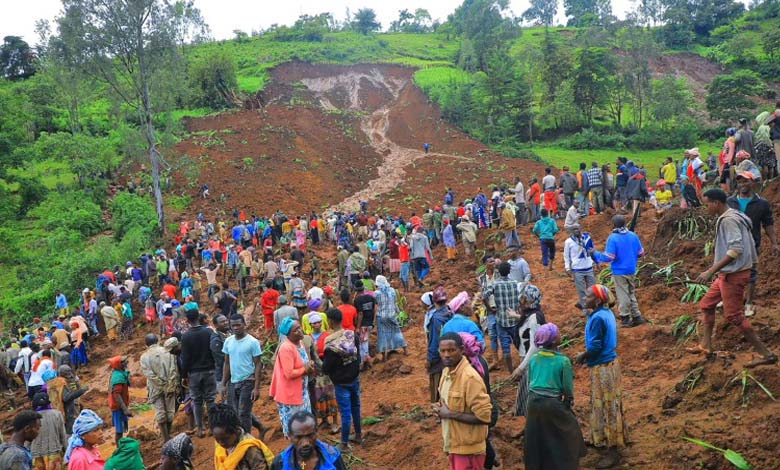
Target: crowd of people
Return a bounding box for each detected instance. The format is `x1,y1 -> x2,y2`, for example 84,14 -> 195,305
2,106 -> 780,470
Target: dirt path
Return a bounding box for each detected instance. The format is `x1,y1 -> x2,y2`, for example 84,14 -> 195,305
298,69 -> 472,212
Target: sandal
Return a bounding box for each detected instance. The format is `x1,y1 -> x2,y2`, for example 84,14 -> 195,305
746,353 -> 778,368
685,344 -> 712,355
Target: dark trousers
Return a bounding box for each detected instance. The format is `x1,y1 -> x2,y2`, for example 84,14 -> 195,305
227,378 -> 260,433
540,239 -> 556,266
188,370 -> 216,429
334,380 -> 362,445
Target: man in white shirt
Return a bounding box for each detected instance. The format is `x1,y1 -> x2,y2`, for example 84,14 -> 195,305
26,349 -> 55,400
563,224 -> 597,315
508,176 -> 527,226
564,200 -> 581,230
14,341 -> 34,383
307,280 -> 324,302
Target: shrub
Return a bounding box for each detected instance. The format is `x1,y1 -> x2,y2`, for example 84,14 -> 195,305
558,129 -> 627,150
188,50 -> 238,109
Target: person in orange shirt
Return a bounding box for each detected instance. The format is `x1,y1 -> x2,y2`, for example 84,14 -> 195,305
528,178 -> 541,222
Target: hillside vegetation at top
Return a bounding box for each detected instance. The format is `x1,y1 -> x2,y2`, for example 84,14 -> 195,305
0,0 -> 779,323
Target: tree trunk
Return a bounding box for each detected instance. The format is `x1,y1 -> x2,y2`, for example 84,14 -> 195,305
137,30 -> 165,234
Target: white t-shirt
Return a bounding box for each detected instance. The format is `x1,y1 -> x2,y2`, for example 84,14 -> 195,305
307,286 -> 324,301
542,174 -> 556,191
27,358 -> 54,387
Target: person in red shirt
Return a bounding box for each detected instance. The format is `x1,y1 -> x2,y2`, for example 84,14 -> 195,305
162,281 -> 177,300
409,212 -> 422,228
337,289 -> 358,331
528,177 -> 542,222
398,238 -> 411,291
259,281 -> 280,331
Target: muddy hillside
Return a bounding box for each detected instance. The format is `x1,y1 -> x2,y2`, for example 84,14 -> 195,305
4,62 -> 779,470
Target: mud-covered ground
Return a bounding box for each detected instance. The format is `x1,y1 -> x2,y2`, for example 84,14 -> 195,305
4,62 -> 780,470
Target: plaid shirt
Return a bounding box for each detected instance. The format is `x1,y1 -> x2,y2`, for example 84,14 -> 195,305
482,276 -> 519,327
587,168 -> 603,187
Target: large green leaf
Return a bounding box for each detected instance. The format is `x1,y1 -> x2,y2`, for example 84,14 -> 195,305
723,450 -> 751,470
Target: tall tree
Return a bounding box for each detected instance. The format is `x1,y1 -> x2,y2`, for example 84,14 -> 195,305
352,8 -> 381,34
55,0 -> 206,232
573,47 -> 614,124
522,0 -> 559,27
564,0 -> 613,26
448,0 -> 519,72
620,27 -> 657,128
0,36 -> 36,80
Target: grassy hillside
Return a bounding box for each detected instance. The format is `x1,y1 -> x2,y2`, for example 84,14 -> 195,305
187,32 -> 459,94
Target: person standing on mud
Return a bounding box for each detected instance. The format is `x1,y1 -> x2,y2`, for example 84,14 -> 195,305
427,287 -> 453,404
221,313 -> 266,437
593,215 -> 648,328
689,189 -> 777,367
509,176 -> 528,226
434,332 -> 492,470
482,262 -> 521,373
180,309 -> 217,438
575,285 -> 626,469
564,224 -> 597,315
140,334 -> 179,442
725,172 -> 779,318
410,227 -> 433,288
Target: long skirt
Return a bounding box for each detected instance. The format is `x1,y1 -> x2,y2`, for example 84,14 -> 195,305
590,359 -> 629,448
277,386 -> 312,438
524,392 -> 585,470
376,316 -> 406,353
71,343 -> 88,367
33,453 -> 63,470
513,368 -> 530,416
388,258 -> 401,273
315,375 -> 338,421
120,316 -> 134,340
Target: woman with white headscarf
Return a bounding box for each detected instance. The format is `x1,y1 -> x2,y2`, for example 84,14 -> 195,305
374,276 -> 407,361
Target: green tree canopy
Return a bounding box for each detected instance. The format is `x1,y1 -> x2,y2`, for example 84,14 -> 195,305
352,8 -> 381,34
0,36 -> 36,80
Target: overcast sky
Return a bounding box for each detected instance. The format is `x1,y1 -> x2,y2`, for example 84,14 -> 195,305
1,0 -> 645,44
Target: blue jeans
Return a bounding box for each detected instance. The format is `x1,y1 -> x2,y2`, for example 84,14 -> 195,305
413,258 -> 429,282
496,323 -> 518,356
579,192 -> 590,216
487,315 -> 498,352
400,262 -> 410,286
505,229 -> 520,248
334,380 -> 362,445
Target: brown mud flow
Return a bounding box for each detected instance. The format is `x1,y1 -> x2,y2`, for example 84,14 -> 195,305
4,62 -> 779,469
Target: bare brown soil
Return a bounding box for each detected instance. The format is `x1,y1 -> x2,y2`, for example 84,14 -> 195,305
5,62 -> 780,470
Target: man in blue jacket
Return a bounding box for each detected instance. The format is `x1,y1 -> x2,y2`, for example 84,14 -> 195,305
593,215 -> 648,327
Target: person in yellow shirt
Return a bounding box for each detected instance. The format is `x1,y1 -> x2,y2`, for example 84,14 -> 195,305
654,180 -> 673,214
661,157 -> 677,187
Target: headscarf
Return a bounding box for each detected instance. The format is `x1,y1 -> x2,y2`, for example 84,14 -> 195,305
162,433 -> 194,468
309,313 -> 323,324
686,147 -> 700,157
591,284 -> 613,305
448,291 -> 470,314
164,337 -> 180,352
458,333 -> 485,377
420,292 -> 434,308
307,298 -> 322,311
108,355 -> 125,370
375,275 -> 390,291
519,284 -> 542,309
534,323 -> 560,348
181,271 -> 189,279
108,356 -> 130,388
278,316 -> 295,336
65,409 -> 104,463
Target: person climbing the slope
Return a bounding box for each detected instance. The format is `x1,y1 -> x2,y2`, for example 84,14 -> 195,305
690,189 -> 777,367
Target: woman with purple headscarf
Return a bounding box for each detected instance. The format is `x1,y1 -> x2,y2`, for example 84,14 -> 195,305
523,323 -> 584,470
